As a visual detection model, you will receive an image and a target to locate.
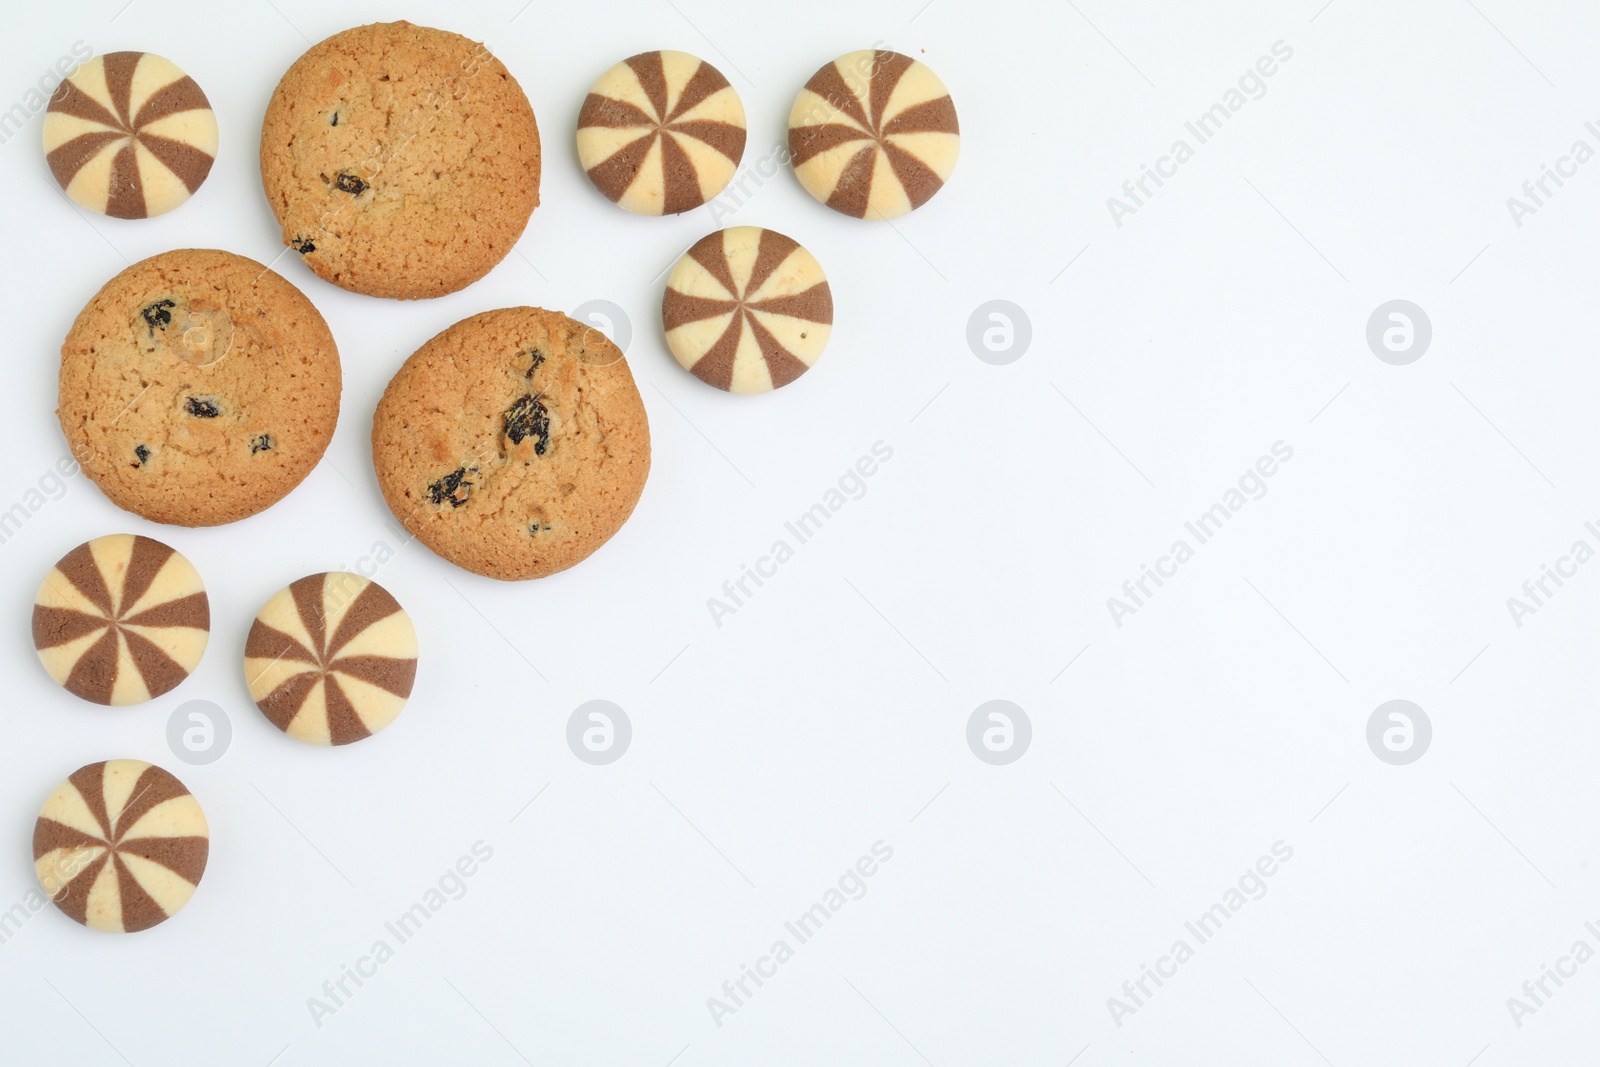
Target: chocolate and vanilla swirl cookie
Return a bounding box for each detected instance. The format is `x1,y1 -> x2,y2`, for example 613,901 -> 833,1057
577,50 -> 746,215
33,534 -> 209,706
245,573 -> 418,746
788,49 -> 959,219
44,51 -> 217,219
34,760 -> 209,934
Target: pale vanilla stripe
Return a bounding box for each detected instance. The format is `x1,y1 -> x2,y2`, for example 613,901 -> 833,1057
669,254 -> 736,300
124,53 -> 187,120
84,860 -> 124,933
319,573 -> 367,639
37,628 -> 109,688
70,57 -> 119,119
36,847 -> 106,895
121,852 -> 197,915
120,794 -> 206,841
720,229 -> 762,293
107,633 -> 152,707
667,313 -> 737,370
577,127 -> 652,168
793,142 -> 869,202
125,623 -> 208,667
881,63 -> 950,126
285,678 -> 332,746
751,312 -> 829,366
42,112 -> 121,149
728,330 -> 774,395
337,610 -> 419,660
253,587 -> 315,651
120,551 -> 203,619
617,64 -> 654,110
863,153 -> 913,220
672,87 -> 741,127
889,130 -> 961,180
100,762 -> 142,829
332,672 -> 408,733
87,536 -> 135,610
64,149 -> 119,216
245,658 -> 315,699
616,139 -> 667,216
660,51 -> 703,113
140,110 -> 218,154
745,249 -> 813,303
38,783 -> 106,838
35,569 -> 104,616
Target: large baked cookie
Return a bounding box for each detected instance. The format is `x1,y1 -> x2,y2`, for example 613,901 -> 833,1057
59,248 -> 341,526
260,21 -> 541,300
372,308 -> 650,580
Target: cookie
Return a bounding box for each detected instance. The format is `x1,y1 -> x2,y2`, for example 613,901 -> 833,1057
44,51 -> 217,219
34,760 -> 209,934
371,308 -> 651,580
33,534 -> 209,706
577,50 -> 746,215
260,21 -> 541,299
59,248 -> 341,526
245,572 -> 418,746
788,49 -> 959,219
663,227 -> 833,393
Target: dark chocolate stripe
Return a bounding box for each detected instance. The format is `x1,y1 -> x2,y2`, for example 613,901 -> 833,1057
290,574 -> 329,657
244,619 -> 319,667
326,582 -> 402,658
132,75 -> 208,128
122,591 -> 209,631
665,59 -> 730,123
122,628 -> 190,701
118,835 -> 207,886
46,131 -> 126,191
100,52 -> 141,127
104,141 -> 145,219
686,231 -> 741,299
47,77 -> 123,129
63,629 -> 121,705
585,131 -> 657,204
883,95 -> 958,137
688,314 -> 744,391
668,119 -> 745,163
53,542 -> 114,616
883,140 -> 945,210
139,133 -> 215,194
66,764 -> 111,838
34,817 -> 106,860
803,58 -> 871,132
824,145 -> 878,218
788,122 -> 873,169
118,535 -> 174,616
744,229 -> 801,300
111,852 -> 167,933
49,851 -> 109,924
663,289 -> 736,330
324,677 -> 373,746
745,311 -> 812,390
748,282 -> 835,325
33,606 -> 110,650
330,654 -> 417,699
867,51 -> 915,131
257,671 -> 320,733
112,764 -> 190,840
578,93 -> 656,130
624,51 -> 669,121
659,133 -> 702,216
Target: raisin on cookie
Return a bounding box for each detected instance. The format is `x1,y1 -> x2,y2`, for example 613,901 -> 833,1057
371,308 -> 650,581
59,248 -> 341,526
260,21 -> 542,300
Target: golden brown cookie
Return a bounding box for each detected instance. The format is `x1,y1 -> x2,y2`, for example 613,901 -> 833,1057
59,248 -> 341,526
371,308 -> 650,580
260,21 -> 541,300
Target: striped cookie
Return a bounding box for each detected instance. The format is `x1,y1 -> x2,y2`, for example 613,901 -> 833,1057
788,49 -> 958,220
44,51 -> 217,219
33,534 -> 210,706
577,50 -> 746,215
245,573 -> 418,746
34,760 -> 209,934
662,227 -> 833,393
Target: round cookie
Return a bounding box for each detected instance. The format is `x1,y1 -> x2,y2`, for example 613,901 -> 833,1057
788,49 -> 959,220
260,21 -> 542,299
372,308 -> 651,581
44,51 -> 218,219
245,572 -> 418,746
577,50 -> 746,215
662,227 -> 833,393
59,248 -> 341,526
33,534 -> 209,706
34,760 -> 209,934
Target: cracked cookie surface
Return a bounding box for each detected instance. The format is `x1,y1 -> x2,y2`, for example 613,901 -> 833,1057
260,20 -> 542,300
59,248 -> 341,526
371,307 -> 650,580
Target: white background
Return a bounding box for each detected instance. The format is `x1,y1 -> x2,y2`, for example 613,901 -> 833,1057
1,0 -> 1597,1063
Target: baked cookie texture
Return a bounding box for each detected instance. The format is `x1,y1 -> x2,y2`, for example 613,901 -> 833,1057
260,21 -> 542,300
59,248 -> 341,526
372,307 -> 650,581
